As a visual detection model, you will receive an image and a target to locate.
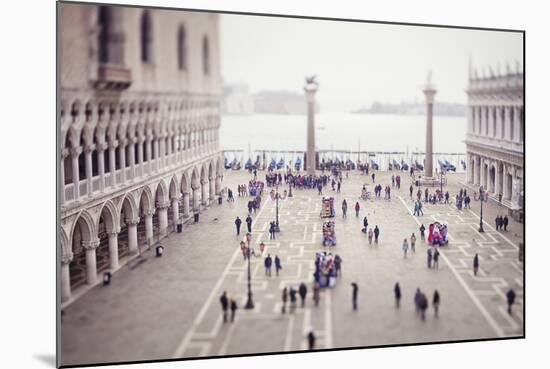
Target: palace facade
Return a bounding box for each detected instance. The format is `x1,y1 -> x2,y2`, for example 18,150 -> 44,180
465,64 -> 524,216
58,3 -> 223,303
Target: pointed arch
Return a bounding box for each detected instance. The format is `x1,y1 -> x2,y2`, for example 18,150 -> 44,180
119,193 -> 138,223
97,200 -> 119,233
169,175 -> 180,200
180,171 -> 190,194
154,179 -> 168,204
69,210 -> 96,252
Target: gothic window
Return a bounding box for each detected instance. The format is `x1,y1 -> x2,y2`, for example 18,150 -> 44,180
202,36 -> 210,75
140,11 -> 153,63
178,25 -> 186,70
98,6 -> 112,64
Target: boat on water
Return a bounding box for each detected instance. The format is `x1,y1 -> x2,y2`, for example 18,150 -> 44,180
295,157 -> 302,171
276,158 -> 285,169
370,159 -> 379,170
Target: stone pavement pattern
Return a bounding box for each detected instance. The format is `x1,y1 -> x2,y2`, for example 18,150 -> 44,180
60,170 -> 523,366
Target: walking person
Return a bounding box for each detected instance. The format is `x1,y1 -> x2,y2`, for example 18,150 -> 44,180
394,282 -> 401,308
281,287 -> 288,314
334,254 -> 343,277
220,291 -> 229,323
410,233 -> 417,253
298,282 -> 308,308
246,215 -> 252,233
367,228 -> 373,245
414,288 -> 421,314
473,253 -> 479,276
433,247 -> 440,269
495,215 -> 501,231
351,282 -> 358,311
307,331 -> 316,350
427,247 -> 433,268
235,216 -> 242,236
289,287 -> 297,313
275,255 -> 282,276
313,282 -> 320,307
374,225 -> 380,244
419,292 -> 428,321
419,224 -> 426,240
355,201 -> 360,217
264,254 -> 272,276
409,184 -> 413,199
506,289 -> 516,315
402,238 -> 409,258
342,200 -> 348,218
372,172 -> 375,183
425,188 -> 429,202
230,298 -> 238,323
433,290 -> 440,318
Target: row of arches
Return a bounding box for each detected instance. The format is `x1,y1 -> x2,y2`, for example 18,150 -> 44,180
59,97 -> 220,203
60,156 -> 223,302
467,153 -> 521,201
97,6 -> 211,74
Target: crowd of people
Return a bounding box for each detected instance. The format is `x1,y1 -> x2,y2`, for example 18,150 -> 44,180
217,166 -> 519,346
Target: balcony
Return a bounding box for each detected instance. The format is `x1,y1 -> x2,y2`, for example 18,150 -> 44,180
94,64 -> 132,91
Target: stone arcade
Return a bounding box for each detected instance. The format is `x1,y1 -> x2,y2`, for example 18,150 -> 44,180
465,63 -> 524,217
59,3 -> 223,303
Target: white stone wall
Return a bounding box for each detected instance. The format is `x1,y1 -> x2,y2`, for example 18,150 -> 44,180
58,3 -> 223,304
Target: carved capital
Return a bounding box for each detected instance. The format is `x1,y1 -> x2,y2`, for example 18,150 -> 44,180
157,201 -> 170,210
61,253 -> 74,265
107,227 -> 121,236
81,239 -> 100,251
70,147 -> 83,157
126,217 -> 140,226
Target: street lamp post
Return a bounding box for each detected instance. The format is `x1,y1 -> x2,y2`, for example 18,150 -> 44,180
440,169 -> 445,194
478,186 -> 485,233
244,233 -> 254,309
275,190 -> 280,232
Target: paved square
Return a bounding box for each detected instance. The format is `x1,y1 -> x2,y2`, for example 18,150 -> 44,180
60,170 -> 523,366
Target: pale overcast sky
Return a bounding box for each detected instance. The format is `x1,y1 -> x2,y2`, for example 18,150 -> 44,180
220,14 -> 523,112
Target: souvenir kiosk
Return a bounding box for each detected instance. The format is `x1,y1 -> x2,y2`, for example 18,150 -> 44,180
313,251 -> 337,288
428,221 -> 449,246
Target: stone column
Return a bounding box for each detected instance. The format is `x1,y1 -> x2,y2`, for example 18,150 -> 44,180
98,144 -> 106,193
171,197 -> 180,231
153,139 -> 159,172
215,174 -> 222,195
183,192 -> 190,217
108,229 -> 120,270
137,137 -> 144,178
304,79 -> 319,175
159,136 -> 166,169
60,253 -> 73,302
60,152 -> 66,205
209,177 -> 215,201
423,81 -> 437,178
201,180 -> 208,205
495,162 -> 502,197
144,210 -> 154,245
109,143 -> 117,187
82,239 -> 100,285
71,148 -> 81,199
192,186 -> 200,212
157,201 -> 169,237
128,138 -> 136,181
127,218 -> 139,255
85,146 -> 93,197
146,138 -> 152,175
119,139 -> 127,185
473,156 -> 480,185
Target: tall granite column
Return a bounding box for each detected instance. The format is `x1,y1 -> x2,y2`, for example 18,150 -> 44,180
304,77 -> 319,175
423,79 -> 437,179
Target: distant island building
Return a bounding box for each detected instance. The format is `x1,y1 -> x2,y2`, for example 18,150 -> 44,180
221,83 -> 254,114
253,90 -> 320,115
352,100 -> 466,116
465,63 -> 524,219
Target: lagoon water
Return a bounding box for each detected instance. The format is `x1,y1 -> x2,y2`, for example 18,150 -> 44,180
220,113 -> 467,170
